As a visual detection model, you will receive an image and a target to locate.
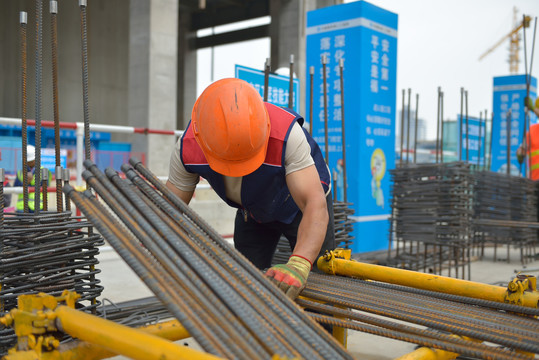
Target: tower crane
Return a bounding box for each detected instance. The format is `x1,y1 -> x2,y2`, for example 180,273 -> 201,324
478,7 -> 531,74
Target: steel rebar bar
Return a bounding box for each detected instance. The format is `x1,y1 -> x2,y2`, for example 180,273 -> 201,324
50,0 -> 62,211
20,11 -> 29,213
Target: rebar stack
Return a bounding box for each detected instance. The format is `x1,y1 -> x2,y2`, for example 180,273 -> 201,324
0,211 -> 104,353
389,162 -> 473,278
473,171 -> 538,262
299,273 -> 539,360
63,158 -> 351,360
96,270 -> 539,360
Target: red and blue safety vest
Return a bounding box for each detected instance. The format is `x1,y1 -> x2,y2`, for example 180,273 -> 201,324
181,103 -> 330,224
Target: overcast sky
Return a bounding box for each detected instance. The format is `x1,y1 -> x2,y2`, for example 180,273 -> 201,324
197,0 -> 539,140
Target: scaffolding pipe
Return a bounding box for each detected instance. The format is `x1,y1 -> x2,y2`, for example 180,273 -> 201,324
55,305 -> 222,360
317,253 -> 539,308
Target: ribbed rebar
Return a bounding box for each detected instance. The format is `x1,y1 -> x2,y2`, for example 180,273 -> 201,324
413,93 -> 419,163
322,55 -> 329,164
306,312 -> 528,360
79,1 -> 91,173
106,168 -> 298,358
126,158 -> 351,360
81,169 -> 266,359
304,273 -> 539,355
20,12 -> 29,213
73,159 -> 351,360
288,54 -> 294,109
124,172 -> 328,359
459,87 -> 464,161
399,89 -> 405,165
309,66 -> 314,137
339,59 -> 348,202
406,88 -> 411,164
34,0 -> 43,216
64,186 -> 233,357
84,187 -> 255,359
263,58 -> 269,102
41,169 -> 48,211
465,90 -> 469,162
63,168 -> 71,211
50,0 -> 62,212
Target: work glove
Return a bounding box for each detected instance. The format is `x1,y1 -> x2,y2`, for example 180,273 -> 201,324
265,255 -> 312,300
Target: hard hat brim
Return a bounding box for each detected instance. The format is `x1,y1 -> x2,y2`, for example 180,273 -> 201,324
205,141 -> 267,177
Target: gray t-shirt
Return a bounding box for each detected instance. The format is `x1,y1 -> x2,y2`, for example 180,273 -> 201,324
168,122 -> 314,205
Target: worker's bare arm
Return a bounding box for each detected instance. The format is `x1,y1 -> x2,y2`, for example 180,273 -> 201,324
165,180 -> 194,205
286,165 -> 329,266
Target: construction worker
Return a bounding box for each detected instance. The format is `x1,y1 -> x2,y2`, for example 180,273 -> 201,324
167,78 -> 334,300
517,97 -> 539,180
14,145 -> 51,212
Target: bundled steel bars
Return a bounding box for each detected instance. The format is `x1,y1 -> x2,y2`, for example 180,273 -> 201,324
473,171 -> 538,263
388,162 -> 473,278
300,273 -> 539,360
0,211 -> 104,355
65,159 -> 351,360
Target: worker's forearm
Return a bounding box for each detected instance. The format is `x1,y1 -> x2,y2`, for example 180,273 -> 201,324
292,200 -> 329,265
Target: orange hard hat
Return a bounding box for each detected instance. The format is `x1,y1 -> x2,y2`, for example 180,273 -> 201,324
191,78 -> 271,177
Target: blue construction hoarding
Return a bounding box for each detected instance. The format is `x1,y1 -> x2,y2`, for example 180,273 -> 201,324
306,1 -> 398,253
458,115 -> 487,166
491,75 -> 537,175
235,65 -> 300,113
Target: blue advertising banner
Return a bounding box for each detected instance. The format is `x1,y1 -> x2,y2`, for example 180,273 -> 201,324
307,1 -> 398,253
235,65 -> 300,112
41,148 -> 67,172
491,75 -> 537,175
458,115 -> 487,166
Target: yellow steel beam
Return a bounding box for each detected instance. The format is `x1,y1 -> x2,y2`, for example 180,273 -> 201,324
55,306 -> 223,360
317,250 -> 539,308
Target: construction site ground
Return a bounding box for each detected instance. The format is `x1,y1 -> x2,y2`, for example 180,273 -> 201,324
97,242 -> 539,360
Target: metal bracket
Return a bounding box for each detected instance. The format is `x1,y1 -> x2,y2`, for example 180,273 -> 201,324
504,274 -> 537,306
0,291 -> 80,355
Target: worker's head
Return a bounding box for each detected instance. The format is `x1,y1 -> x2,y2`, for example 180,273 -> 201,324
27,145 -> 35,167
191,78 -> 271,177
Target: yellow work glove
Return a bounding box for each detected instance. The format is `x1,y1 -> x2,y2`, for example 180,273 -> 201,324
265,255 -> 312,300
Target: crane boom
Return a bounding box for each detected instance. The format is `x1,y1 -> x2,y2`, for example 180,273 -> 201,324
478,16 -> 530,61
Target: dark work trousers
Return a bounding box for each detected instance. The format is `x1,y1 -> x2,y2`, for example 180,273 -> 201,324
233,192 -> 336,271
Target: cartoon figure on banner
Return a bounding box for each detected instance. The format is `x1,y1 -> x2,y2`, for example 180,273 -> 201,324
371,148 -> 386,208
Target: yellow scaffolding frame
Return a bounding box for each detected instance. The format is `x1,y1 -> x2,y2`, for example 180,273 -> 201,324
0,291 -> 222,360
317,249 -> 539,360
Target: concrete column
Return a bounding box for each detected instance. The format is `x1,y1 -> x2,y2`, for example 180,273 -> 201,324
177,10 -> 197,130
128,0 -> 178,176
269,0 -> 341,116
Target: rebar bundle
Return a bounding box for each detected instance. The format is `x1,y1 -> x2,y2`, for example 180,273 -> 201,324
94,273 -> 539,360
64,158 -> 351,360
300,273 -> 539,360
0,211 -> 104,354
389,162 -> 474,278
473,171 -> 538,263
